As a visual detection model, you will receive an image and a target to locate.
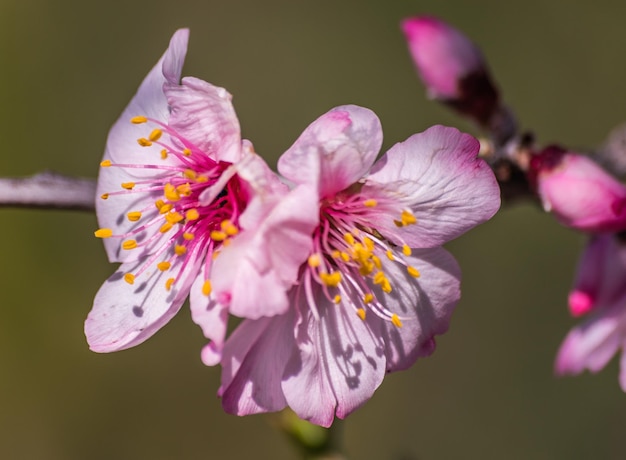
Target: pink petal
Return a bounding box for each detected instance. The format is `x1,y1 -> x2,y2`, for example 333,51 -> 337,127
219,314 -> 293,415
555,305 -> 625,376
85,244 -> 202,352
377,247 -> 461,371
278,105 -> 383,198
282,289 -> 386,426
211,184 -> 318,319
103,29 -> 189,171
364,125 -> 500,247
164,76 -> 242,163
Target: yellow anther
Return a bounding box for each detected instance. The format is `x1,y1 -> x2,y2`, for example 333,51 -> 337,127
363,199 -> 377,208
176,183 -> 191,196
185,209 -> 200,221
356,308 -> 367,321
372,255 -> 382,269
157,261 -> 171,271
212,251 -> 221,260
100,160 -> 112,167
196,175 -> 208,183
175,245 -> 187,256
130,116 -> 148,124
331,250 -> 341,259
183,169 -> 197,180
183,232 -> 195,241
373,272 -> 386,284
165,277 -> 175,291
308,254 -> 321,268
127,211 -> 142,222
165,212 -> 184,224
122,240 -> 137,250
223,238 -> 232,247
94,228 -> 113,238
154,199 -> 165,210
183,148 -> 192,156
340,252 -> 351,263
148,129 -> 162,142
382,280 -> 392,293
386,250 -> 395,261
137,138 -> 152,147
333,295 -> 342,304
159,222 -> 174,233
159,203 -> 173,214
210,230 -> 227,241
401,210 -> 417,226
363,237 -> 375,252
202,280 -> 212,296
320,271 -> 342,288
407,266 -> 421,278
359,261 -> 374,276
121,182 -> 135,190
160,149 -> 168,159
363,293 -> 374,304
391,314 -> 403,328
402,245 -> 412,257
394,219 -> 404,227
163,183 -> 180,202
124,273 -> 135,285
100,193 -> 109,200
343,233 -> 355,245
222,222 -> 239,236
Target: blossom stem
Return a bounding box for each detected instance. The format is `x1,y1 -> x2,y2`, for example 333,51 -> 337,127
277,410 -> 347,460
0,171 -> 96,211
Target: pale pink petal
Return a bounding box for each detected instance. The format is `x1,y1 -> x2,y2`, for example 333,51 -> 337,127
103,29 -> 189,171
85,243 -> 202,352
282,288 -> 386,426
212,184 -> 318,319
219,314 -> 293,415
364,125 -> 500,247
555,305 -> 625,376
278,105 -> 383,198
376,247 -> 461,371
165,76 -> 242,163
189,263 -> 228,366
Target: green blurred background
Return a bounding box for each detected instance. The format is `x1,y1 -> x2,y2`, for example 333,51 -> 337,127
1,0 -> 626,458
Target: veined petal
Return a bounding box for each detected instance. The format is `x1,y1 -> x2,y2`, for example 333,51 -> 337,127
85,242 -> 202,352
104,29 -> 189,172
212,184 -> 318,319
278,105 -> 383,198
165,76 -> 242,163
555,304 -> 625,376
219,313 -> 292,415
282,288 -> 386,426
364,125 -> 500,247
376,247 -> 461,371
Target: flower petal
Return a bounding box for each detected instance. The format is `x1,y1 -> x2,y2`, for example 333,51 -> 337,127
278,105 -> 383,197
555,305 -> 625,376
376,247 -> 461,371
219,314 -> 292,415
165,76 -> 242,163
103,29 -> 189,172
85,242 -> 202,352
212,184 -> 318,319
364,125 -> 500,247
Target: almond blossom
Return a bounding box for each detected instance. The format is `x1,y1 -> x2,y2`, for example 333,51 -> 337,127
215,105 -> 501,426
85,29 -> 285,357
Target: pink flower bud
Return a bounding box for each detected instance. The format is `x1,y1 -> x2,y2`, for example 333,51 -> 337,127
530,146 -> 626,233
401,16 -> 499,126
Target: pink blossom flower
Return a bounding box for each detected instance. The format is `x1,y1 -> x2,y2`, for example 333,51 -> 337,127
85,29 -> 282,356
215,106 -> 501,426
530,146 -> 626,233
556,234 -> 626,389
401,16 -> 499,126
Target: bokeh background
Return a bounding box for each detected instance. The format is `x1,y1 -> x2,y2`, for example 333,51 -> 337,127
1,0 -> 626,458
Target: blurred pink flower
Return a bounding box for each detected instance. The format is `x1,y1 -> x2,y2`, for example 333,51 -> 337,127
530,146 -> 626,233
86,29 -> 281,358
401,16 -> 499,126
556,234 -> 626,390
216,106 -> 501,426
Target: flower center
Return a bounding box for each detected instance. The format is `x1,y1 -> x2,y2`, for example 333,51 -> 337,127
305,192 -> 420,327
94,115 -> 246,293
